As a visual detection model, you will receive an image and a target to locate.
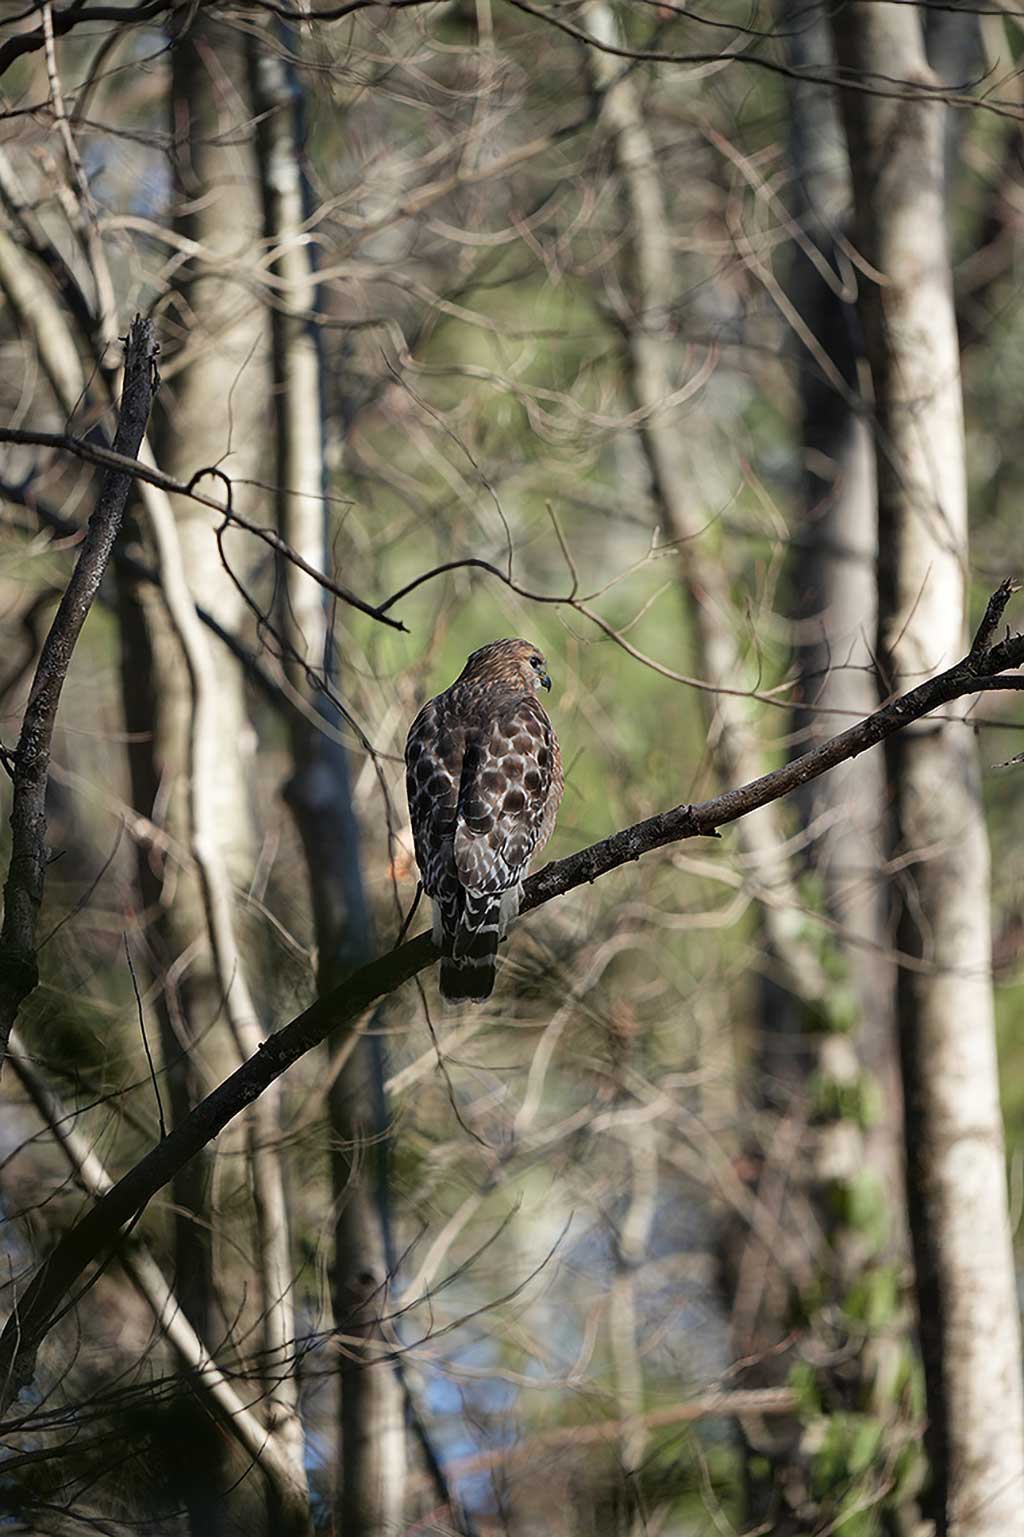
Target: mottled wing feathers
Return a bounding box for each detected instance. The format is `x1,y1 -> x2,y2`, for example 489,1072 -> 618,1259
453,695 -> 559,893
405,698 -> 463,946
405,653 -> 563,1003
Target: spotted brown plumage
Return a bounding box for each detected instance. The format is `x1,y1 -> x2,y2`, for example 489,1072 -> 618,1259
405,638 -> 564,1002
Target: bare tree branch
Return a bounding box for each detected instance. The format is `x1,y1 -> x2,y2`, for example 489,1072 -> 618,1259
0,430 -> 408,632
0,0 -> 181,77
431,1387 -> 804,1480
1,578 -> 1022,1414
0,475 -> 298,717
0,316 -> 159,1075
498,0 -> 1024,121
0,0 -> 440,78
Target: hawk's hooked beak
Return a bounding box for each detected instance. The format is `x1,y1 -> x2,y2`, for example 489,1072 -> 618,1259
540,671 -> 552,692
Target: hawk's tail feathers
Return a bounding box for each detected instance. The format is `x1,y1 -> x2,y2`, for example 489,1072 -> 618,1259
441,890 -> 503,1003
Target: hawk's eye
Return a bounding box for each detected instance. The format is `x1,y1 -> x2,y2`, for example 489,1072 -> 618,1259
530,656 -> 543,669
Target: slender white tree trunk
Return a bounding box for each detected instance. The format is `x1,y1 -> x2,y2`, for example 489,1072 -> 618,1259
580,13 -> 880,1526
832,8 -> 1024,1534
782,6 -> 917,1520
250,42 -> 408,1534
142,18 -> 310,1532
0,104 -> 309,1534
580,0 -> 827,1004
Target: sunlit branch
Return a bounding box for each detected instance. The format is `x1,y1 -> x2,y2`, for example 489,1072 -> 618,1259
0,578 -> 1021,1415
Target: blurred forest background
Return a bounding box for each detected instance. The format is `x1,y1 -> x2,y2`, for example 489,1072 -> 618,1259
2,0 -> 1024,1534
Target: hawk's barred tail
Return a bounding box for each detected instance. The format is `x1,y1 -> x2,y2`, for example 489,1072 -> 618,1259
441,891 -> 502,1002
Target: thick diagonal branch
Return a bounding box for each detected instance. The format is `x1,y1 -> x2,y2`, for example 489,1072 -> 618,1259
0,585 -> 1021,1414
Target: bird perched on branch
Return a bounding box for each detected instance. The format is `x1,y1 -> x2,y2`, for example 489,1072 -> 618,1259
405,638 -> 564,1002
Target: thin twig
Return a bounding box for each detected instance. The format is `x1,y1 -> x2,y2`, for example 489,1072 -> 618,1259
969,577 -> 1019,661
0,474 -> 296,717
395,883 -> 424,948
39,0 -> 117,347
0,429 -> 406,632
124,931 -> 166,1140
37,819 -> 124,950
213,505 -> 408,632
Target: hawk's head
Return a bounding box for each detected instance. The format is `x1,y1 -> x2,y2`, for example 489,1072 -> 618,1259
459,637 -> 552,694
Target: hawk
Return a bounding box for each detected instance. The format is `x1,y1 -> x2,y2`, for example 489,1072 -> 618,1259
405,638 -> 564,1002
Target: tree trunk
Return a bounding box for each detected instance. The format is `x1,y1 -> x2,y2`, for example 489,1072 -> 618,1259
129,15 -> 308,1533
832,7 -> 1024,1533
249,39 -> 408,1534
784,0 -> 898,1209
580,7 -> 901,1527
0,97 -> 307,1530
